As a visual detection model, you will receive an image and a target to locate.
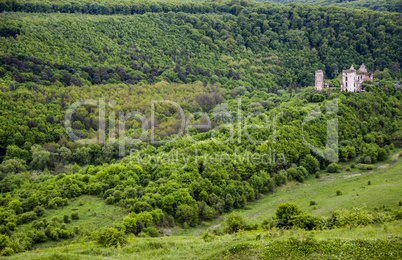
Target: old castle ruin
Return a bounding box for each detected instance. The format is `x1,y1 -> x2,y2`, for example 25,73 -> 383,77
315,64 -> 373,92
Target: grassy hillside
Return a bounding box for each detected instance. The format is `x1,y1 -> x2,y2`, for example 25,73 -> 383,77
178,150 -> 402,236
6,224 -> 402,259
5,155 -> 402,259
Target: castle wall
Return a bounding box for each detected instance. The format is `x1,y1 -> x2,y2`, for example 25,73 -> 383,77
317,64 -> 372,93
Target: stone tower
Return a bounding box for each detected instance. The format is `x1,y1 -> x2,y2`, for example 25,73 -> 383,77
315,70 -> 324,92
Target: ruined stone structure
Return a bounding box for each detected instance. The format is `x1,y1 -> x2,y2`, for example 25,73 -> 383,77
341,64 -> 373,92
315,70 -> 324,92
315,64 -> 373,93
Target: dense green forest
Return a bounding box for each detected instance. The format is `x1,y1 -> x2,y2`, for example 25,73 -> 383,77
258,0 -> 402,13
0,1 -> 401,92
0,0 -> 401,257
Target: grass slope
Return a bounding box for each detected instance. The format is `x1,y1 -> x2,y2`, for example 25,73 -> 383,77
7,221 -> 402,259
15,196 -> 129,250
178,151 -> 402,236
6,152 -> 401,259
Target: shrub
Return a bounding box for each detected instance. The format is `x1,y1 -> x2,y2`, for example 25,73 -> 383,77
368,180 -> 371,185
123,214 -> 137,234
336,190 -> 342,196
0,225 -> 10,236
1,247 -> 14,256
346,167 -> 351,172
327,163 -> 339,173
223,212 -> 248,234
351,163 -> 355,168
0,234 -> 10,251
18,211 -> 38,224
328,208 -> 375,228
358,164 -> 375,170
58,229 -> 70,239
314,172 -> 320,179
106,196 -> 115,204
310,201 -> 316,206
291,215 -> 323,230
73,226 -> 80,234
6,221 -> 16,230
399,201 -> 402,206
46,227 -> 59,240
394,209 -> 402,220
141,226 -> 161,237
29,230 -> 46,243
95,227 -> 126,248
275,203 -> 302,226
176,205 -> 198,227
71,212 -> 79,220
63,215 -> 70,223
33,206 -> 45,217
261,218 -> 276,230
137,232 -> 149,238
202,231 -> 215,242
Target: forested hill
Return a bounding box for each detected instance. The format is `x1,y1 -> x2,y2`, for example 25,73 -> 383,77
259,0 -> 402,13
0,0 -> 401,93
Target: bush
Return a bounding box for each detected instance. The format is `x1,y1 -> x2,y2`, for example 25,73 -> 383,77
0,225 -> 10,236
141,226 -> 161,237
261,218 -> 276,230
291,215 -> 323,230
106,196 -> 115,204
202,231 -> 215,242
46,227 -> 59,240
137,232 -> 150,238
58,229 -> 70,239
6,222 -> 16,231
328,208 -> 375,228
368,180 -> 371,185
358,164 -> 375,170
314,172 -> 320,179
336,190 -> 342,196
394,209 -> 402,220
73,226 -> 80,234
176,205 -> 198,227
63,215 -> 70,224
1,247 -> 14,256
29,230 -> 47,243
351,163 -> 355,168
18,211 -> 37,224
123,214 -> 137,234
223,212 -> 248,234
327,163 -> 339,173
275,203 -> 302,226
71,212 -> 79,220
51,217 -> 61,224
95,227 -> 126,248
346,167 -> 351,172
33,206 -> 45,217
0,234 -> 10,251
310,201 -> 316,206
